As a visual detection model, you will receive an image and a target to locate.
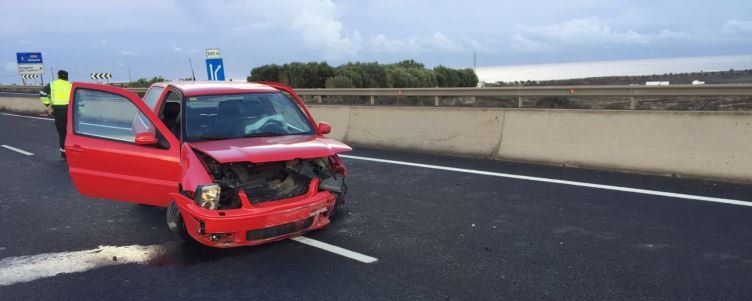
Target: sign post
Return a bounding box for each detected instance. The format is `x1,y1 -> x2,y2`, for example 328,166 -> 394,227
205,48 -> 225,81
16,52 -> 44,85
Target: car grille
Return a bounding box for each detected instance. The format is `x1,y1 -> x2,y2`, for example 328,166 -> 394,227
246,216 -> 315,241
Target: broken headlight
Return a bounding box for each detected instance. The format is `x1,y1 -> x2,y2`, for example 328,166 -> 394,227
195,184 -> 221,210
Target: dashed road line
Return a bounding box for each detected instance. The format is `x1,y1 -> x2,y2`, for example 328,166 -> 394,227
292,236 -> 378,264
340,154 -> 752,207
1,145 -> 34,156
0,112 -> 53,121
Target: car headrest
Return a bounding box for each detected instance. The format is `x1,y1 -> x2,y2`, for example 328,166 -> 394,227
217,100 -> 241,117
163,102 -> 180,117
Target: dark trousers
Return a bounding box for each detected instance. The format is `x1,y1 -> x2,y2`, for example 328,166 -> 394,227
52,105 -> 68,151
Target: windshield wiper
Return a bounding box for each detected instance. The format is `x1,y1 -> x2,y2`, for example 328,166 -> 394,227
196,134 -> 233,140
242,132 -> 281,138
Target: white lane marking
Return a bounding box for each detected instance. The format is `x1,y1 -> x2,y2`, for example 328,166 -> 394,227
0,92 -> 37,96
340,155 -> 752,207
1,145 -> 34,156
0,244 -> 168,287
291,236 -> 378,264
0,112 -> 53,121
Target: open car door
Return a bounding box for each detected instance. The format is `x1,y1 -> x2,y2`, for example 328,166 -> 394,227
65,83 -> 181,207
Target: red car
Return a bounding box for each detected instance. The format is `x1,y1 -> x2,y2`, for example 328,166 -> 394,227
64,81 -> 351,247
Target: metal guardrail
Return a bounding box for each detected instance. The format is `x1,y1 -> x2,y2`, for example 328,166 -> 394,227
2,84 -> 751,109
296,84 -> 752,97
295,84 -> 752,109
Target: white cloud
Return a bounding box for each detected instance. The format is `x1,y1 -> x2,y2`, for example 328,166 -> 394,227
370,35 -> 423,52
120,50 -> 136,56
229,22 -> 274,34
513,17 -> 686,47
370,32 -> 467,53
426,32 -> 465,51
173,47 -> 184,52
290,0 -> 362,59
0,0 -> 200,34
722,19 -> 752,34
510,34 -> 553,52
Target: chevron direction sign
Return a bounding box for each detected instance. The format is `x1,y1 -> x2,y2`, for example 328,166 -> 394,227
90,73 -> 112,80
21,74 -> 40,80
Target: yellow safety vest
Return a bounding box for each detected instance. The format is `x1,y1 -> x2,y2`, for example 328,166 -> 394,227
50,79 -> 72,106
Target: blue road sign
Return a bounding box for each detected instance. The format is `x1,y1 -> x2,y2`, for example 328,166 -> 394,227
205,58 -> 225,81
16,52 -> 43,64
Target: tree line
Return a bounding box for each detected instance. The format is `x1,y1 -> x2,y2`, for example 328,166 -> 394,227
247,60 -> 478,88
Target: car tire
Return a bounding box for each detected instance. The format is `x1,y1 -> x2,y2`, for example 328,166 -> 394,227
166,201 -> 190,242
330,182 -> 347,220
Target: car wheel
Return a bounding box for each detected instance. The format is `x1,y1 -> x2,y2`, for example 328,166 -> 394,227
166,201 -> 190,242
330,182 -> 347,219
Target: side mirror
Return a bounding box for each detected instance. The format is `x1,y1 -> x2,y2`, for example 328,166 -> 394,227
134,131 -> 159,146
318,122 -> 331,135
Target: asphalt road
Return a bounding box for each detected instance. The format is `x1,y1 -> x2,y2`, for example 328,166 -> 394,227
1,112 -> 752,300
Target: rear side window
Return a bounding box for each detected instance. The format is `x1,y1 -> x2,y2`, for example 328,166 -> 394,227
73,89 -> 154,143
142,86 -> 164,110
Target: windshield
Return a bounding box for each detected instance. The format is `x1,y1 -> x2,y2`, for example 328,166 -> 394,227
184,92 -> 314,141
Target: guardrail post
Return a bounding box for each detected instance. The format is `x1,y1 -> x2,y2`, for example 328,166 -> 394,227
517,96 -> 523,108
315,95 -> 322,104
630,96 -> 636,110
434,96 -> 440,106
369,96 -> 375,105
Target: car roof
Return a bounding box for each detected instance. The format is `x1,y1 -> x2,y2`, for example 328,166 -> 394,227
159,81 -> 279,97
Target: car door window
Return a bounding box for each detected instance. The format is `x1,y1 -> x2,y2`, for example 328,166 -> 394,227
142,86 -> 164,110
73,89 -> 154,143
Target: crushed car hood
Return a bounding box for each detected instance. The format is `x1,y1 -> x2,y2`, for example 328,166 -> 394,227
187,135 -> 352,163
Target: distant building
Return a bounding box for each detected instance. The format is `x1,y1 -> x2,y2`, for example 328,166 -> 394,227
646,81 -> 670,86
692,80 -> 705,85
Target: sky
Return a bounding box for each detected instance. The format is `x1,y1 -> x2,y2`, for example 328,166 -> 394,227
1,0 -> 751,83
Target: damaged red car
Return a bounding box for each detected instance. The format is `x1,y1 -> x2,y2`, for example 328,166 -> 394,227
64,81 -> 351,247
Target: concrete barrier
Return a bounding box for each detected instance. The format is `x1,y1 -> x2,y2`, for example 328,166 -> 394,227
344,106 -> 504,157
497,110 -> 752,181
3,95 -> 751,183
307,106 -> 351,141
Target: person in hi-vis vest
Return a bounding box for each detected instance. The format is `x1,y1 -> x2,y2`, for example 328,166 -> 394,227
39,70 -> 71,159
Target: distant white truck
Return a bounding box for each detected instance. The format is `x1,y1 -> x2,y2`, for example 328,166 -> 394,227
692,80 -> 705,85
646,81 -> 670,86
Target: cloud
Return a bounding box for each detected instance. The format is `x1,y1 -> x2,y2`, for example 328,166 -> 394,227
290,0 -> 362,59
426,32 -> 465,51
173,47 -> 184,52
0,0 -> 200,34
229,22 -> 274,34
370,32 -> 467,53
120,50 -> 136,56
722,19 -> 752,34
513,17 -> 686,48
510,34 -> 553,52
370,35 -> 423,52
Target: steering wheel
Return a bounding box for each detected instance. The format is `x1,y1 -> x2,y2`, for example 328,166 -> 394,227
258,119 -> 287,134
